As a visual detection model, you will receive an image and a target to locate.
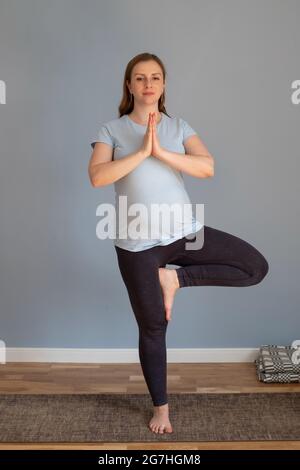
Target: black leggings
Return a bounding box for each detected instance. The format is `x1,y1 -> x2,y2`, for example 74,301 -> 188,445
114,225 -> 269,406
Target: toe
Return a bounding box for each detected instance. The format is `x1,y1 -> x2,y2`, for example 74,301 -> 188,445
149,421 -> 155,432
158,425 -> 165,434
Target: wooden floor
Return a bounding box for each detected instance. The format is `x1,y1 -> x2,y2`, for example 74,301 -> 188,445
0,362 -> 299,450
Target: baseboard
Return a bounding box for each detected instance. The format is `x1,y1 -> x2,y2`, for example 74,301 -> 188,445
3,348 -> 259,363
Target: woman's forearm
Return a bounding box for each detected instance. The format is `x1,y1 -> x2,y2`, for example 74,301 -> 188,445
90,150 -> 146,187
157,149 -> 214,179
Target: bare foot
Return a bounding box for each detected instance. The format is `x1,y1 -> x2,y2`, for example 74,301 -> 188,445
158,267 -> 180,321
148,403 -> 173,434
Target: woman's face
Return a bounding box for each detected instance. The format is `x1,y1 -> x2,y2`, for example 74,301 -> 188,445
127,60 -> 165,104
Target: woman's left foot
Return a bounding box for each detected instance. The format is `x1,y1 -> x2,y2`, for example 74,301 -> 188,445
149,403 -> 173,434
158,267 -> 180,321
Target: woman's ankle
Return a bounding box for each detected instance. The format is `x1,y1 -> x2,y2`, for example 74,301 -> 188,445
154,403 -> 169,412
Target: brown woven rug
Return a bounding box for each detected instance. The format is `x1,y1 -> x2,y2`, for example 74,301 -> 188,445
0,393 -> 299,442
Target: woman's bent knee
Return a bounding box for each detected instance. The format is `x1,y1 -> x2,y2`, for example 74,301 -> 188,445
248,255 -> 269,286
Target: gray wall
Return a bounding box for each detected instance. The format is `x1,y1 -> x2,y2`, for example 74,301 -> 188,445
0,0 -> 299,348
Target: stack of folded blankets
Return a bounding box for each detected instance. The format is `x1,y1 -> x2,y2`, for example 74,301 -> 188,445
255,344 -> 300,383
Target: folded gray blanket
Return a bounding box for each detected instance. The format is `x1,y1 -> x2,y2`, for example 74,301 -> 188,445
255,344 -> 300,383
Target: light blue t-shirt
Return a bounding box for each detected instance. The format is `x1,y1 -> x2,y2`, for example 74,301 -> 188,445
91,113 -> 203,251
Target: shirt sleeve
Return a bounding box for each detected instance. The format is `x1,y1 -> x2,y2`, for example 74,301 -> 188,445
90,124 -> 115,149
180,118 -> 197,144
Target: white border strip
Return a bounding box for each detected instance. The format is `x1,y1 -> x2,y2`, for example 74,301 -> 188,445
4,348 -> 259,363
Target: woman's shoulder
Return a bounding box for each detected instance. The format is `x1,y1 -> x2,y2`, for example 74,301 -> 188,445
163,114 -> 185,125
161,113 -> 179,125
102,115 -> 126,128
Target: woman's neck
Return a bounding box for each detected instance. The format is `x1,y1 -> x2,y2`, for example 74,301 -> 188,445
128,110 -> 162,126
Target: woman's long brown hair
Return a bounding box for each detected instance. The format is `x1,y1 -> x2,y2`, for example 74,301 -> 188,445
118,52 -> 172,118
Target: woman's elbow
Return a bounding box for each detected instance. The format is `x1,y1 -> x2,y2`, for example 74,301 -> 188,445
207,155 -> 215,177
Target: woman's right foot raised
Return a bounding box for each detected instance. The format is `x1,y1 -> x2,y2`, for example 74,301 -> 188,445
158,267 -> 180,321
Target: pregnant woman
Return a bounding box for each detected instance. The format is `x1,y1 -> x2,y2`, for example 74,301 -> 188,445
88,52 -> 269,435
